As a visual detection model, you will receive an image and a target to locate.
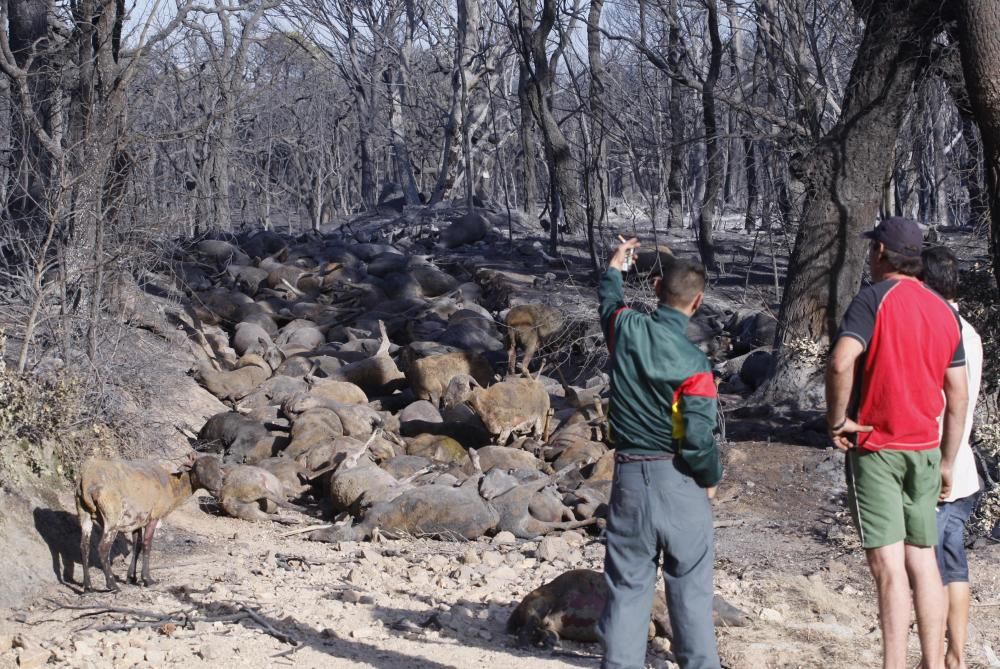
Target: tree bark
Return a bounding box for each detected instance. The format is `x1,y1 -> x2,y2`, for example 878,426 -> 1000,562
665,0 -> 684,229
515,0 -> 586,251
955,0 -> 1000,289
763,0 -> 945,406
585,0 -> 607,277
696,0 -> 723,268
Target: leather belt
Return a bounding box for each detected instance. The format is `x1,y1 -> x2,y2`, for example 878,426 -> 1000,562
615,452 -> 675,463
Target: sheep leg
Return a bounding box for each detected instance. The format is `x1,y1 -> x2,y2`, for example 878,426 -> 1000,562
97,529 -> 119,593
78,506 -> 94,592
126,528 -> 143,584
139,520 -> 159,586
521,339 -> 538,374
507,336 -> 518,376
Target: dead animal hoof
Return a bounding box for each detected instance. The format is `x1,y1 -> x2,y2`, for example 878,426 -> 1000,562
141,577 -> 156,587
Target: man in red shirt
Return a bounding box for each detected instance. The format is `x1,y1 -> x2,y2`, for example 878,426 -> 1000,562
826,217 -> 968,669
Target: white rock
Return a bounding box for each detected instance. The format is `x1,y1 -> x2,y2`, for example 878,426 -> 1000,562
492,531 -> 517,545
145,649 -> 167,664
758,607 -> 783,623
537,536 -> 570,562
482,551 -> 504,567
350,627 -> 374,639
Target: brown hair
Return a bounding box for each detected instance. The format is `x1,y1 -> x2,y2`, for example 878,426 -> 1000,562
655,257 -> 706,307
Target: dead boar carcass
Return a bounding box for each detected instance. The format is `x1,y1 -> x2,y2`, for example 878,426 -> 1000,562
217,465 -> 305,524
197,411 -> 273,464
507,568 -> 749,648
310,482 -> 499,543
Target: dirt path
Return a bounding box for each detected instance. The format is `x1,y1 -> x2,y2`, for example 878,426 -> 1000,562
6,437 -> 1000,668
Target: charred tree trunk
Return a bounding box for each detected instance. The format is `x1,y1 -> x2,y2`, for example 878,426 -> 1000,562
515,0 -> 586,252
665,0 -> 684,229
517,64 -> 538,219
7,0 -> 55,225
956,0 -> 1000,290
744,137 -> 758,233
762,0 -> 945,407
696,0 -> 723,268
585,0 -> 607,277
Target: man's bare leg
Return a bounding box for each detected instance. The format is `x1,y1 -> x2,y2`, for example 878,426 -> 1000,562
867,542 -> 911,669
945,582 -> 970,669
905,544 -> 946,669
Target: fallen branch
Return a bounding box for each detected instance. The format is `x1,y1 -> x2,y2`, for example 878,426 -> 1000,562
278,524 -> 333,538
241,606 -> 298,645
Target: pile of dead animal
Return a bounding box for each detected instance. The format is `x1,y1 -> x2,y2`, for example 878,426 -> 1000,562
75,223 -> 748,649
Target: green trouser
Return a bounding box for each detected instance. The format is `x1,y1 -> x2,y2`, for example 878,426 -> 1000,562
846,447 -> 941,549
598,458 -> 720,669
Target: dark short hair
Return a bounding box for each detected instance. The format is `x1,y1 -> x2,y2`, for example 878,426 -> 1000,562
880,246 -> 923,277
655,256 -> 706,307
920,245 -> 959,300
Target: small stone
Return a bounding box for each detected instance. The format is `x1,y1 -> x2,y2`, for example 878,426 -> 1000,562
840,584 -> 858,596
350,627 -> 374,639
485,565 -> 518,583
561,531 -> 586,547
347,568 -> 366,585
15,648 -> 52,669
482,551 -> 504,567
361,547 -> 381,562
342,589 -> 363,603
144,649 -> 166,664
198,643 -> 221,661
459,549 -> 480,565
321,628 -> 337,639
73,641 -> 95,658
359,595 -> 376,605
426,554 -> 449,571
123,647 -> 146,664
537,535 -> 570,562
478,630 -> 493,641
758,607 -> 783,623
492,531 -> 517,545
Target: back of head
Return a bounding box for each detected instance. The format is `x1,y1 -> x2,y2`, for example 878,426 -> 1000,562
655,256 -> 707,309
920,245 -> 959,301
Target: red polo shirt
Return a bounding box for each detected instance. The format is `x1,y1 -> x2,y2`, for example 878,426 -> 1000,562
836,277 -> 965,451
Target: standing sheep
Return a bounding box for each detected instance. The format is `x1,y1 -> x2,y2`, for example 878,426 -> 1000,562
504,304 -> 563,374
76,454 -> 224,592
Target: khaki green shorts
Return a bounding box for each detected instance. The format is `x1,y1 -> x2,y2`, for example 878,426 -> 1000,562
845,447 -> 941,549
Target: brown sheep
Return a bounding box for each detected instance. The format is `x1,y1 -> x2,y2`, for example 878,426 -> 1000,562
504,304 -> 563,374
467,376 -> 551,445
404,351 -> 494,406
76,454 -> 224,592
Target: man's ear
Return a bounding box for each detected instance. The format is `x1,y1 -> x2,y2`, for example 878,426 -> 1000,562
652,276 -> 662,297
690,292 -> 704,314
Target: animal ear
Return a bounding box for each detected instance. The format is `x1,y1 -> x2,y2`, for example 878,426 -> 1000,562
171,452 -> 198,473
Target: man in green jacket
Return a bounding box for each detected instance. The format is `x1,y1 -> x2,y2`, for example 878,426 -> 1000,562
597,237 -> 723,669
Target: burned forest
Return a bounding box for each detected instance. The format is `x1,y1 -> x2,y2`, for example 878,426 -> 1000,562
3,0 -> 1000,668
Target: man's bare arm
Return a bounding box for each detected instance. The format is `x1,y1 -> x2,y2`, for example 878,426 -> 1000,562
940,364 -> 969,499
825,337 -> 872,450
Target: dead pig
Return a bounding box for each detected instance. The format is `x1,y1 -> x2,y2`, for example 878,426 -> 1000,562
507,569 -> 749,648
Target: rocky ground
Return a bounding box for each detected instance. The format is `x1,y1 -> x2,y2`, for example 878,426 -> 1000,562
3,214 -> 1000,668
6,437 -> 1000,669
